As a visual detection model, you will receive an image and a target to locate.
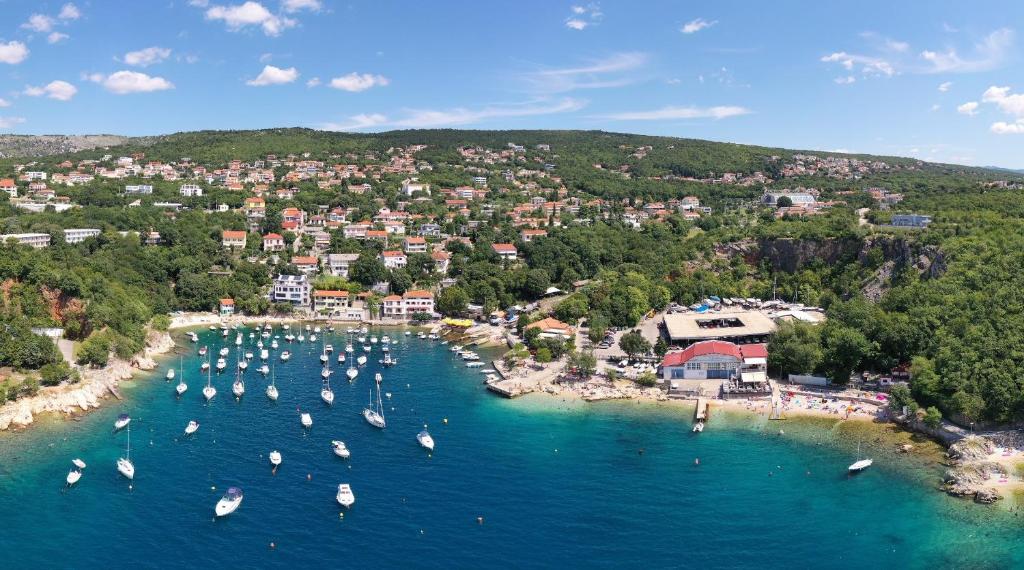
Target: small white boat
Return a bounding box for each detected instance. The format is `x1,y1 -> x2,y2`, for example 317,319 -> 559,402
848,443 -> 873,472
259,364 -> 270,375
300,412 -> 313,428
331,440 -> 350,459
280,351 -> 291,362
346,366 -> 358,381
184,420 -> 199,435
285,334 -> 295,343
234,333 -> 242,346
113,413 -> 131,431
310,334 -> 317,342
166,368 -> 175,381
269,450 -> 282,467
314,326 -> 321,333
466,361 -> 485,368
345,343 -> 354,353
176,377 -> 188,395
381,335 -> 390,343
238,360 -> 248,371
188,332 -> 199,343
260,349 -> 269,360
297,334 -> 305,343
417,428 -> 435,451
203,367 -> 216,401
357,336 -> 366,344
337,353 -> 346,364
248,332 -> 255,340
693,421 -> 704,433
67,468 -> 82,486
216,358 -> 226,372
362,345 -> 371,353
219,347 -> 229,357
199,346 -> 208,356
322,387 -> 334,405
271,340 -> 279,349
72,458 -> 87,469
356,355 -> 367,366
320,353 -> 329,364
257,340 -> 264,349
117,425 -> 135,480
325,344 -> 333,353
245,351 -> 253,360
305,324 -> 311,331
215,487 -> 243,517
362,377 -> 386,429
405,331 -> 411,336
200,361 -> 210,372
336,483 -> 355,508
232,377 -> 245,398
222,328 -> 229,338
370,336 -> 378,344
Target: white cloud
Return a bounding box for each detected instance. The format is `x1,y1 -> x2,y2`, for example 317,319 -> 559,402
0,41 -> 29,64
324,98 -> 585,130
885,39 -> 909,52
47,32 -> 69,44
681,18 -> 716,34
565,19 -> 588,30
0,98 -> 9,107
956,101 -> 979,116
820,51 -> 894,76
919,28 -> 1013,73
123,47 -> 172,67
282,0 -> 321,12
930,104 -> 941,111
571,5 -> 586,14
24,80 -> 77,101
0,116 -> 26,129
981,85 -> 1024,117
306,77 -> 321,87
329,72 -> 389,92
59,4 -> 81,20
247,64 -> 299,86
564,3 -> 601,31
204,2 -> 296,36
991,121 -> 1024,134
938,81 -> 952,92
666,78 -> 681,85
259,52 -> 273,63
524,52 -> 648,93
22,14 -> 56,33
598,104 -> 750,121
90,71 -> 174,94
834,76 -> 856,85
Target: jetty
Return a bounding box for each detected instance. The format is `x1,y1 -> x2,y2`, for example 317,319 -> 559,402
695,398 -> 709,422
485,362 -> 533,398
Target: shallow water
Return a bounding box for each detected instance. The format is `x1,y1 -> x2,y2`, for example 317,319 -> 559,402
0,327 -> 1020,569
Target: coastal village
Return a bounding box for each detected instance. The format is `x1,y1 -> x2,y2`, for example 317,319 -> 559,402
1,136 -> 1021,506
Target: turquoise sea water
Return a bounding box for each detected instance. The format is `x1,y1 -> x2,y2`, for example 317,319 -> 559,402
0,326 -> 1021,569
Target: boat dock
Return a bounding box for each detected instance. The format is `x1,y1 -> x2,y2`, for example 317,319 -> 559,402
695,398 -> 709,422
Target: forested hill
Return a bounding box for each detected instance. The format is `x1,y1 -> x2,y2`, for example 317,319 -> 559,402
5,127 -> 994,178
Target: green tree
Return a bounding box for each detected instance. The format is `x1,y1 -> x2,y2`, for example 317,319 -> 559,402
350,254 -> 389,287
554,294 -> 589,325
568,350 -> 597,378
437,286 -> 469,316
821,325 -> 871,384
619,330 -> 651,359
767,321 -> 823,378
535,347 -> 553,363
923,406 -> 943,428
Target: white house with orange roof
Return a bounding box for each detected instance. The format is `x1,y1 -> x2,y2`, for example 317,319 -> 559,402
492,243 -> 518,261
403,236 -> 427,253
263,233 -> 285,252
222,230 -> 247,249
380,250 -> 407,269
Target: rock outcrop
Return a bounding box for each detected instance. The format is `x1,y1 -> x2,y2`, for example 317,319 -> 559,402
942,436 -> 1004,503
0,330 -> 174,430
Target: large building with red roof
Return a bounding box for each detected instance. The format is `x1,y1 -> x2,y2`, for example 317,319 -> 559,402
660,340 -> 768,394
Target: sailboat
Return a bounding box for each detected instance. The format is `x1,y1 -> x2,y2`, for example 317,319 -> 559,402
216,357 -> 226,372
848,442 -> 873,472
260,349 -> 269,360
356,354 -> 367,366
114,413 -> 131,431
176,356 -> 188,395
417,427 -> 435,451
199,345 -> 208,357
232,369 -> 245,398
362,374 -> 386,429
259,364 -> 270,375
117,424 -> 135,480
346,359 -> 358,381
321,362 -> 334,405
184,420 -> 199,435
266,366 -> 279,401
203,365 -> 216,401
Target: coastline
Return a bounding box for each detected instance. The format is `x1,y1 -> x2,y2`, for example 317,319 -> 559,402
0,328 -> 174,431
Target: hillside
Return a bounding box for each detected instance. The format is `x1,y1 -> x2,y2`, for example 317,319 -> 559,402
0,134 -> 142,159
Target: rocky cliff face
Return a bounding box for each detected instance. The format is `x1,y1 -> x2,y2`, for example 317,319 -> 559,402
756,237 -> 863,273
0,330 -> 174,431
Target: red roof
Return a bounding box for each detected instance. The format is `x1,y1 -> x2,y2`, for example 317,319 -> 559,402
220,298 -> 234,305
313,290 -> 348,297
263,233 -> 283,240
492,243 -> 517,253
292,256 -> 317,265
381,250 -> 405,257
403,290 -> 433,299
222,230 -> 246,239
661,341 -> 766,367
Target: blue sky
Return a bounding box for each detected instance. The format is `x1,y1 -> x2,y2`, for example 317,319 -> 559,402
1,0 -> 1023,167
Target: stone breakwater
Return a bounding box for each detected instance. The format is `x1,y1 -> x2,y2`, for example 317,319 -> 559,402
0,330 -> 174,431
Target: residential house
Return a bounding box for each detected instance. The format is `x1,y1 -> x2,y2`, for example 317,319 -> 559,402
272,274 -> 311,306
431,251 -> 451,274
222,230 -> 247,249
312,289 -> 349,317
263,233 -> 285,252
219,298 -> 235,316
123,184 -> 153,195
63,228 -> 101,244
525,317 -> 574,340
292,255 -> 319,274
520,228 -> 547,242
492,243 -> 518,261
327,253 -> 360,278
180,183 -> 203,197
403,236 -> 427,253
380,250 -> 407,269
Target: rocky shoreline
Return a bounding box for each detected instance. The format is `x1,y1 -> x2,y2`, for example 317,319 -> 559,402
0,329 -> 174,431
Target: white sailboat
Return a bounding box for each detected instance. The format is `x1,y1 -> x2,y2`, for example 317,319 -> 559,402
232,372 -> 245,398
219,347 -> 229,357
259,364 -> 270,375
117,424 -> 135,480
848,442 -> 873,472
356,355 -> 367,366
114,413 -> 131,431
336,483 -> 355,508
215,487 -> 243,517
362,375 -> 386,429
280,350 -> 291,362
266,367 -> 279,401
203,366 -> 216,401
200,358 -> 210,372
176,357 -> 188,395
321,365 -> 334,405
331,440 -> 350,459
184,420 -> 199,435
260,349 -> 269,360
346,360 -> 358,381
199,345 -> 208,357
216,357 -> 226,372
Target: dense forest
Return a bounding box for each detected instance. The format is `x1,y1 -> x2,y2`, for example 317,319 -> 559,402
2,128 -> 1024,426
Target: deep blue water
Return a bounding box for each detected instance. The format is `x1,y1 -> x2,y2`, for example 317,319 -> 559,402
0,326 -> 1021,569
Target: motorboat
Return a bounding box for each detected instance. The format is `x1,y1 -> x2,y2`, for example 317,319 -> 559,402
381,335 -> 390,343
310,334 -> 317,342
693,421 -> 704,433
166,368 -> 175,381
297,334 -> 305,343
466,361 -> 485,368
269,450 -> 282,467
66,468 -> 82,486
336,484 -> 355,508
305,324 -> 311,332
417,428 -> 435,451
216,358 -> 226,372
356,355 -> 367,366
219,347 -> 229,357
320,352 -> 329,364
362,345 -> 371,353
261,349 -> 269,360
370,336 -> 378,344
222,328 -> 229,338
257,340 -> 264,349
380,353 -> 396,367
337,353 -> 346,364
285,334 -> 295,343
188,331 -> 199,343
271,340 -> 279,349
245,351 -> 253,360
117,424 -> 135,480
280,351 -> 291,362
114,413 -> 131,431
331,440 -> 351,459
314,326 -> 322,334
325,344 -> 333,353
405,331 -> 411,336
345,343 -> 354,353
300,412 -> 313,428
357,336 -> 366,344
72,458 -> 87,469
259,364 -> 270,375
198,346 -> 208,356
215,487 -> 243,517
184,420 -> 199,435
200,360 -> 210,372
238,359 -> 248,371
